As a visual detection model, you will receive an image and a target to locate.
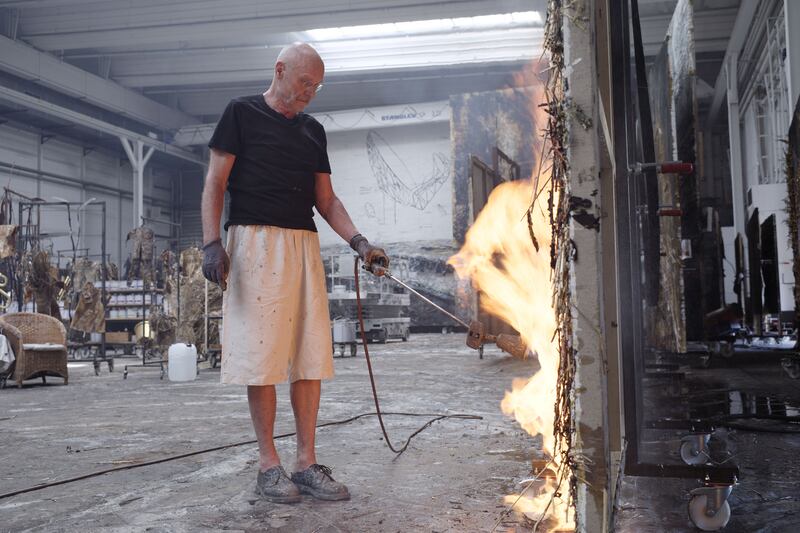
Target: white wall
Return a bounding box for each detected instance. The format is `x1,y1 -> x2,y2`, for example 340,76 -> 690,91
317,121 -> 452,247
747,184 -> 795,312
740,97 -> 795,314
0,123 -> 174,269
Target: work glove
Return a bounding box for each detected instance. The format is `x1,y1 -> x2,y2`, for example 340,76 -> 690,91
349,233 -> 389,276
202,238 -> 230,290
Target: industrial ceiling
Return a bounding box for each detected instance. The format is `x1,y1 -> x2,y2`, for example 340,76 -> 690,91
0,0 -> 740,161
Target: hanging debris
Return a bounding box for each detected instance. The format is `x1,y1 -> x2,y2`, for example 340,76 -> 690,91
22,250 -> 62,319
70,257 -> 102,294
149,307 -> 177,347
0,224 -> 18,259
126,225 -> 155,286
70,282 -> 106,333
169,247 -> 222,349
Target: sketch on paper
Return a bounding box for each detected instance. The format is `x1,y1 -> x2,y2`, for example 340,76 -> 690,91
366,130 -> 449,210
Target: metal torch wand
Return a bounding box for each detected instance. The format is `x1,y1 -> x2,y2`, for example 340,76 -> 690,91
364,264 -> 529,359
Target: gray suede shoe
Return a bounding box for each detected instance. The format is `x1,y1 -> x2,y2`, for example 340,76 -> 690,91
255,465 -> 301,503
291,464 -> 350,501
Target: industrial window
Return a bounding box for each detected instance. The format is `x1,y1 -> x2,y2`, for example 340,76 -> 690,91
747,6 -> 791,185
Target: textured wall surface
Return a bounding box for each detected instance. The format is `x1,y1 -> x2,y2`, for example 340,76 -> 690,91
649,42 -> 686,352
787,105 -> 800,334
450,87 -> 538,245
0,122 -> 174,268
317,121 -> 452,247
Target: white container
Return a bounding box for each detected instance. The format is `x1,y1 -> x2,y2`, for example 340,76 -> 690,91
168,343 -> 197,382
332,320 -> 356,343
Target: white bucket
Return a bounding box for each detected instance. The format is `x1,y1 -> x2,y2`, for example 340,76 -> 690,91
168,343 -> 197,382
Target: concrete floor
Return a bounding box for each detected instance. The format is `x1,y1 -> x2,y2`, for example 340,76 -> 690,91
0,333 -> 543,532
616,350 -> 800,533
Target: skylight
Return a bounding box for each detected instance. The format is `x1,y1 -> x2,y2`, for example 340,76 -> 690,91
305,11 -> 543,42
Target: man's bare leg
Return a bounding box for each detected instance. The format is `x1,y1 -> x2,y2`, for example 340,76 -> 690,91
247,385 -> 281,471
290,379 -> 321,471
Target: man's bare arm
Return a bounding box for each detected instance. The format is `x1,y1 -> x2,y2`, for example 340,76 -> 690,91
314,172 -> 359,241
201,148 -> 236,245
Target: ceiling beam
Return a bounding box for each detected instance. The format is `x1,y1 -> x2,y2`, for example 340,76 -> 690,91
0,85 -> 205,166
18,0 -> 539,51
0,34 -> 197,130
107,29 -> 542,88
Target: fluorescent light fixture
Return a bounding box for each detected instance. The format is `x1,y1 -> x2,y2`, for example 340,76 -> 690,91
305,11 -> 542,42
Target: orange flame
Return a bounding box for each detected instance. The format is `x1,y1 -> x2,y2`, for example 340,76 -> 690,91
448,82 -> 574,530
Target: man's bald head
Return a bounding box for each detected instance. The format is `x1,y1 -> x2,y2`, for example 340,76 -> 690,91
265,42 -> 325,117
276,42 -> 324,71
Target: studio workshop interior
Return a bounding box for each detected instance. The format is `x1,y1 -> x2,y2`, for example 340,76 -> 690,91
1,0 -> 800,531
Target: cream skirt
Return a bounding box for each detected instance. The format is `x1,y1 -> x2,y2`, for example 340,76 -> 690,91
221,225 -> 333,385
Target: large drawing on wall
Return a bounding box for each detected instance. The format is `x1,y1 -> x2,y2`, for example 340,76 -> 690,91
366,130 -> 449,210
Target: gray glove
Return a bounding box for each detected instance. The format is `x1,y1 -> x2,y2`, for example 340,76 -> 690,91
349,233 -> 389,276
202,238 -> 230,290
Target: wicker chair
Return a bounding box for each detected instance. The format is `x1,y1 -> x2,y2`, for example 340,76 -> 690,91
0,312 -> 68,388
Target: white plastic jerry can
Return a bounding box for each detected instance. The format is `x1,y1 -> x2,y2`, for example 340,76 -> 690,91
168,343 -> 198,382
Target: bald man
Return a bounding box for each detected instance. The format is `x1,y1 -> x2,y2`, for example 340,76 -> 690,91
201,43 -> 389,503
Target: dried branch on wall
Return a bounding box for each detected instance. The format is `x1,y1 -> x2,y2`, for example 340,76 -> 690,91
527,0 -> 578,523
786,140 -> 800,347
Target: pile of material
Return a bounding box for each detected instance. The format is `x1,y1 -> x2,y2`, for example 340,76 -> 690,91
22,250 -> 61,319
70,282 -> 106,333
126,225 -> 155,286
168,247 -> 222,349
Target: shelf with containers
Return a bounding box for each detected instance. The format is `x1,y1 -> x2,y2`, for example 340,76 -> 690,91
99,280 -> 166,348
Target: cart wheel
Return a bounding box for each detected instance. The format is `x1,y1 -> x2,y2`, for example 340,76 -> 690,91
695,354 -> 711,369
108,359 -> 114,373
94,361 -> 101,376
719,341 -> 734,359
680,439 -> 709,465
688,494 -> 731,531
350,344 -> 357,357
781,357 -> 800,379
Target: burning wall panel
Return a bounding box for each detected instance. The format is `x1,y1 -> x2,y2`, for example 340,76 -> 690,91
649,45 -> 685,351
786,102 -> 800,339
450,87 -> 540,325
647,0 -> 705,350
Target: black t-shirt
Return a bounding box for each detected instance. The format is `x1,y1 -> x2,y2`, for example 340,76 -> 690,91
208,94 -> 331,232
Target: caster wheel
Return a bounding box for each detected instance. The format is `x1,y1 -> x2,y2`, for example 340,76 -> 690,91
781,357 -> 800,379
688,494 -> 731,531
680,439 -> 709,465
696,354 -> 711,368
719,342 -> 734,359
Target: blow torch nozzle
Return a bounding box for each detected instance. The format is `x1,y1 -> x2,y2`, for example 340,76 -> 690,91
371,265 -> 530,360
